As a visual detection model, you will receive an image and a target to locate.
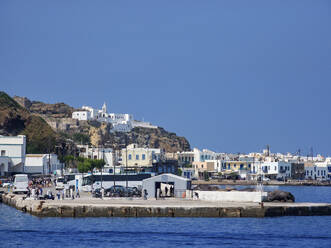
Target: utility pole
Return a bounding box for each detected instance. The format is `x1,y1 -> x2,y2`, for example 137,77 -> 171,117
126,136 -> 128,188
113,145 -> 116,187
101,148 -> 104,189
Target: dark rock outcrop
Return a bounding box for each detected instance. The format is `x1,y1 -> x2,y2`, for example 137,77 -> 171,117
14,96 -> 74,118
266,190 -> 295,202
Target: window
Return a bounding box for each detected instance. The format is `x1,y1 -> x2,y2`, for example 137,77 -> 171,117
128,154 -> 132,160
136,155 -> 139,160
240,164 -> 244,169
1,150 -> 5,156
142,154 -> 146,160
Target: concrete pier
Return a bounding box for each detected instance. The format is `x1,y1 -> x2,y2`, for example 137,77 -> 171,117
2,194 -> 331,218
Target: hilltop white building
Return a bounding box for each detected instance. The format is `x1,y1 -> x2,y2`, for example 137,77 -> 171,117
72,102 -> 157,132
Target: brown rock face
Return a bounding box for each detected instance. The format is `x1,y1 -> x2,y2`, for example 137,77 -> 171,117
106,127 -> 191,153
14,96 -> 74,118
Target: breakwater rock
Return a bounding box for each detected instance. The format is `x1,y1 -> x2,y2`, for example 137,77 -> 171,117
2,194 -> 331,218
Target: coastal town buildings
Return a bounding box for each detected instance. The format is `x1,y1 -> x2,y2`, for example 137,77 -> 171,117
72,102 -> 157,132
0,135 -> 26,175
0,135 -> 62,175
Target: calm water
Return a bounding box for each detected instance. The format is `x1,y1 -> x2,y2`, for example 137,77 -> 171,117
1,186 -> 331,248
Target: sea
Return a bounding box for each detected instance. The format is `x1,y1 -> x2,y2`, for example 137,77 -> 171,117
1,186 -> 331,248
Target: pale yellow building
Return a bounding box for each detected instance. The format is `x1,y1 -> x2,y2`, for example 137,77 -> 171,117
121,144 -> 164,168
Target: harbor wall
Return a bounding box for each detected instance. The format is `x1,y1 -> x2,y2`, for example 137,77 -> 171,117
2,194 -> 331,218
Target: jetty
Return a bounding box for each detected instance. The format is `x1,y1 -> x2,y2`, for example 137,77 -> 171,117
2,194 -> 331,218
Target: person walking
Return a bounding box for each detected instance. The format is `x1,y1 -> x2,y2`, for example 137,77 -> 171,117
76,188 -> 80,198
165,186 -> 168,197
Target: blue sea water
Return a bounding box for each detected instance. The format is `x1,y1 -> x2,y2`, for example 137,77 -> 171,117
1,186 -> 331,248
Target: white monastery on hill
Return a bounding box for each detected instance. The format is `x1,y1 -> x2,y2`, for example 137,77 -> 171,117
72,102 -> 157,132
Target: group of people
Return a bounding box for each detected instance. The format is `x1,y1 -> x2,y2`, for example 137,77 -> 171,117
158,185 -> 174,198
26,186 -> 54,200
30,177 -> 52,188
56,186 -> 80,200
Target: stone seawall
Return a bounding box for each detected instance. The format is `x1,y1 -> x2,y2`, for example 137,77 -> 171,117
2,194 -> 331,218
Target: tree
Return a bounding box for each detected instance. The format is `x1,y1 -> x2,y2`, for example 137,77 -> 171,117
77,160 -> 91,174
72,133 -> 90,145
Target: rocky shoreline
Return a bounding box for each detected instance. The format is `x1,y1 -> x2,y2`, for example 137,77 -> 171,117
2,194 -> 331,218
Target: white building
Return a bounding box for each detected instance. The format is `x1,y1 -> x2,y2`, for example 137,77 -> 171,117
251,161 -> 291,180
78,145 -> 114,170
177,148 -> 217,166
0,135 -> 26,174
25,154 -> 62,174
72,102 -> 157,132
305,162 -> 328,180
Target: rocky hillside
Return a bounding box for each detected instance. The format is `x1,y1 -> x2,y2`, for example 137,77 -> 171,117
2,93 -> 191,153
0,92 -> 57,154
14,96 -> 74,118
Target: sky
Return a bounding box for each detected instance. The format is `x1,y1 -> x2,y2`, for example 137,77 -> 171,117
1,0 -> 331,155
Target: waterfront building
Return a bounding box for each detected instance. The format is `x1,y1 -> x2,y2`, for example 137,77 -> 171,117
121,144 -> 164,168
0,135 -> 26,175
250,161 -> 291,180
304,162 -> 328,180
177,151 -> 195,166
192,160 -> 218,179
25,154 -> 62,174
176,148 -> 217,166
221,160 -> 252,179
290,162 -> 305,180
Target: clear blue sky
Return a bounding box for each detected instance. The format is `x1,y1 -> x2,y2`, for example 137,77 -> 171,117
1,1 -> 331,155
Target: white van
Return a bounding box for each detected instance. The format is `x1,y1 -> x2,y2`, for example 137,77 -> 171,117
56,177 -> 65,190
13,174 -> 29,194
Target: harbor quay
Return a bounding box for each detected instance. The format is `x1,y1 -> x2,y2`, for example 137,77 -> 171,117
2,193 -> 331,218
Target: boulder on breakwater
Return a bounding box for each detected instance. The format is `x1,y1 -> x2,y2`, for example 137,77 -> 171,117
266,190 -> 295,202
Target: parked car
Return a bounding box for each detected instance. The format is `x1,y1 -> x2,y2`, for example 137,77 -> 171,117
126,187 -> 142,197
105,185 -> 127,197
